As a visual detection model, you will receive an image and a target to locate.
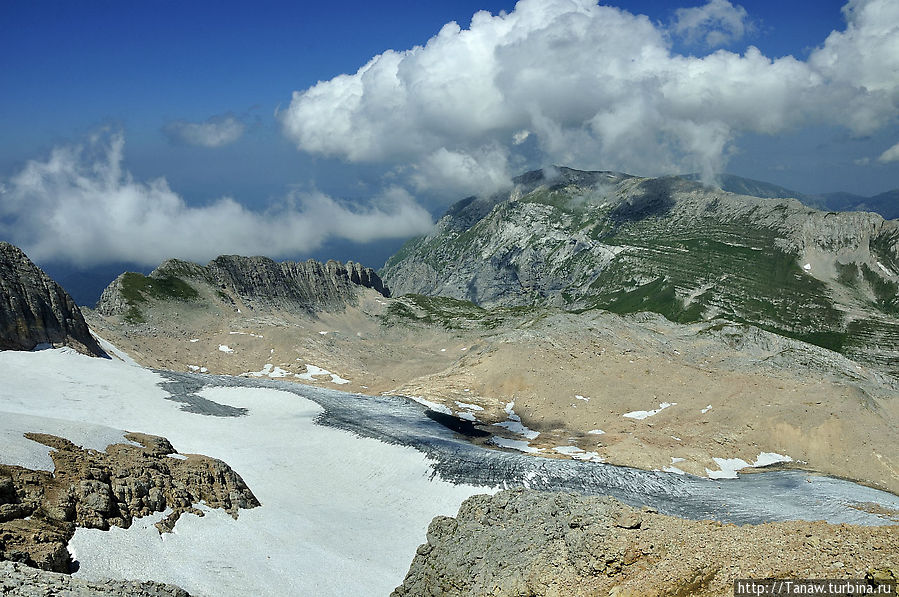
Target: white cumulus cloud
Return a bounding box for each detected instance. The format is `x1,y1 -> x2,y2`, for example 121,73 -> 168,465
672,0 -> 752,48
164,113 -> 246,147
0,131 -> 433,267
879,141 -> 899,163
280,0 -> 899,187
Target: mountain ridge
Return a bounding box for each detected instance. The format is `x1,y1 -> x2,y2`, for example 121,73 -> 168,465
96,255 -> 388,323
381,167 -> 899,376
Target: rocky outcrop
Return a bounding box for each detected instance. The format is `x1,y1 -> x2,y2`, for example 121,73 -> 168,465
393,489 -> 899,597
0,561 -> 190,596
0,242 -> 105,356
96,255 -> 388,318
206,255 -> 388,311
0,432 -> 259,573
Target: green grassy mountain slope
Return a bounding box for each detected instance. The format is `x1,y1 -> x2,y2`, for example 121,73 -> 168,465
382,168 -> 899,376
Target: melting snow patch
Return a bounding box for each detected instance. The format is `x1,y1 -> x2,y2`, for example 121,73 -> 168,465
754,452 -> 793,467
454,401 -> 483,411
663,457 -> 687,475
229,332 -> 263,338
296,364 -> 350,385
458,412 -> 477,422
623,402 -> 676,420
575,395 -> 589,402
554,446 -> 603,462
706,452 -> 793,479
803,263 -> 812,271
701,404 -> 712,414
167,453 -> 188,460
188,365 -> 200,372
587,429 -> 605,435
189,339 -> 199,343
877,262 -> 893,276
247,364 -> 291,379
493,401 -> 539,439
409,396 -> 452,415
218,345 -> 233,354
491,437 -> 541,453
319,331 -> 329,335
706,458 -> 751,479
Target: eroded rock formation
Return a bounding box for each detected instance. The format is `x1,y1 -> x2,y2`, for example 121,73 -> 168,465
0,432 -> 258,573
0,242 -> 105,356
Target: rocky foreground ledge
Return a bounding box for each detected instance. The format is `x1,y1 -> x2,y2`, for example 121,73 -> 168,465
393,489 -> 899,597
0,561 -> 190,596
0,432 -> 258,573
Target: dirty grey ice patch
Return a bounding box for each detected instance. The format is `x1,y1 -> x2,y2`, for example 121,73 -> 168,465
153,370 -> 249,416
154,372 -> 899,526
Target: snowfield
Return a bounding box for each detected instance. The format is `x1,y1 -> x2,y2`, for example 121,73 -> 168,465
0,348 -> 483,596
1,347 -> 898,596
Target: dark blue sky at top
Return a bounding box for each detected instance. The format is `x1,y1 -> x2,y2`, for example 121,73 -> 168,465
1,0 -> 897,298
1,0 -> 866,200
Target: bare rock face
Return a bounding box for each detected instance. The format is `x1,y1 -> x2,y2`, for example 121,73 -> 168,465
0,242 -> 105,356
393,489 -> 899,597
0,561 -> 191,597
206,255 -> 388,311
0,432 -> 259,573
95,255 -> 388,318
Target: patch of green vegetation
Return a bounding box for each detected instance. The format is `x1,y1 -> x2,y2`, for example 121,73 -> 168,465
120,272 -> 200,304
861,263 -> 899,315
124,305 -> 145,324
836,262 -> 859,287
382,294 -> 534,330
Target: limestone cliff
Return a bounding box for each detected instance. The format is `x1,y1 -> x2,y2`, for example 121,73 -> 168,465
0,242 -> 105,357
96,255 -> 388,320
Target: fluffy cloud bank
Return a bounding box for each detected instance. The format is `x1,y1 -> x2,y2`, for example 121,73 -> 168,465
0,132 -> 433,267
281,0 -> 899,187
163,113 -> 246,147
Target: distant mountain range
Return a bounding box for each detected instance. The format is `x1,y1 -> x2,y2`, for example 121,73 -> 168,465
684,173 -> 899,220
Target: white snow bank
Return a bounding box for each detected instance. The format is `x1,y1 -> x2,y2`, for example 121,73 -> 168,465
0,349 -> 486,597
663,456 -> 687,475
553,445 -> 604,463
409,396 -> 452,415
91,333 -> 140,367
623,402 -> 676,420
491,436 -> 541,453
587,429 -> 605,435
217,345 -> 233,354
246,364 -> 290,378
575,395 -> 589,402
0,412 -> 138,471
706,452 -> 793,479
493,402 -> 539,440
701,404 -> 712,414
296,364 -> 350,385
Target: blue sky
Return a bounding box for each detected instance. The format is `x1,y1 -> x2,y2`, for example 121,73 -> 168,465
1,0 -> 897,276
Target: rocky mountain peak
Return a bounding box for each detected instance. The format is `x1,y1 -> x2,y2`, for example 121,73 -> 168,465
0,241 -> 106,357
96,254 -> 389,319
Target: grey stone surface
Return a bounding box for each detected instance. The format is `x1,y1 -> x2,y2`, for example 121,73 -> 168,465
0,242 -> 106,357
97,255 -> 388,317
0,561 -> 190,596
